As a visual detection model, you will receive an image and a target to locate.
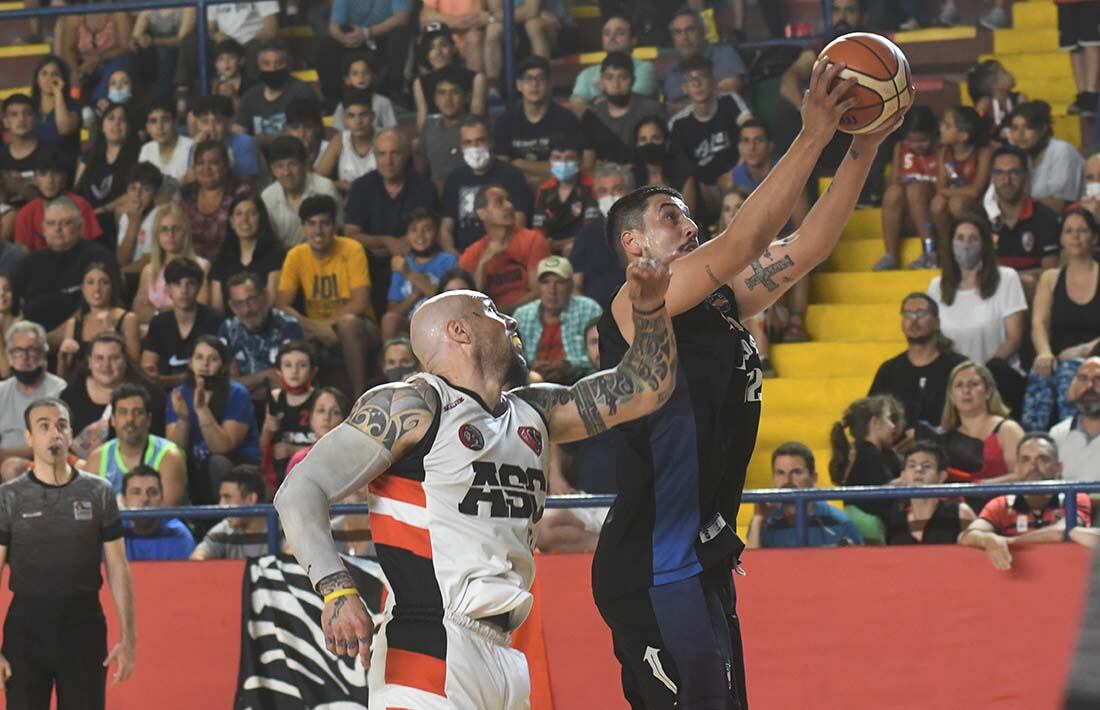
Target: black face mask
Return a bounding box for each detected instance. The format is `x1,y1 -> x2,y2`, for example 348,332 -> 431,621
410,244 -> 440,258
637,143 -> 666,165
605,92 -> 631,108
260,68 -> 290,90
12,366 -> 43,386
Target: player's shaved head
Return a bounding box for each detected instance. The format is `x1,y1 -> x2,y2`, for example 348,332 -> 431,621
410,290 -> 486,368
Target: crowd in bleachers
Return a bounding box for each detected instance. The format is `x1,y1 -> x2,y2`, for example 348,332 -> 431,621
0,0 -> 1096,564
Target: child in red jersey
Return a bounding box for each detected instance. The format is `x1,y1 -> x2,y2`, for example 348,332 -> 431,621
931,106 -> 993,255
875,106 -> 940,271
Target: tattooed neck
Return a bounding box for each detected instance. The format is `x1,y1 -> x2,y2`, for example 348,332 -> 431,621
316,570 -> 356,595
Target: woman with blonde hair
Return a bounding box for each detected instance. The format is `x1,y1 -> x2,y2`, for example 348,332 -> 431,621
938,360 -> 1025,483
133,203 -> 210,323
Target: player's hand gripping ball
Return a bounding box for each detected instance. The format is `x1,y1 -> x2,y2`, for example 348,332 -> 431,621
821,32 -> 914,135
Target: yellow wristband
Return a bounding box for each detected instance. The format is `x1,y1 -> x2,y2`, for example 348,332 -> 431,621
323,588 -> 360,604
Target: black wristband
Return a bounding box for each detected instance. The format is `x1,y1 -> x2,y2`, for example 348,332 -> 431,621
632,301 -> 666,316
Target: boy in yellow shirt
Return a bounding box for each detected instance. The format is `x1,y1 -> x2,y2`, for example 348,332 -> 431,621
277,195 -> 379,395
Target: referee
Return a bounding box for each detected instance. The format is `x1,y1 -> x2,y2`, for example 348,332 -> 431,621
0,398 -> 136,707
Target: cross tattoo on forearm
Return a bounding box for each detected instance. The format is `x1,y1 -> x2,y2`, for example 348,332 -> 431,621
744,255 -> 795,292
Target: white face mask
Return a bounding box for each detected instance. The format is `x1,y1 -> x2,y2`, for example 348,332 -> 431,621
463,146 -> 491,171
598,194 -> 619,217
1086,181 -> 1100,198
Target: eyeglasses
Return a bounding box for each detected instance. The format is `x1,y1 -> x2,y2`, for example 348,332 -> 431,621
901,309 -> 932,320
8,346 -> 44,360
681,73 -> 708,86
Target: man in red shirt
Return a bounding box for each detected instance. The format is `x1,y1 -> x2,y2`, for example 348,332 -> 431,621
14,150 -> 101,252
458,184 -> 550,313
959,433 -> 1093,569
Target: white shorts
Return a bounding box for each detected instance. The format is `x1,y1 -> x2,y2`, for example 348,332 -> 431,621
368,611 -> 530,710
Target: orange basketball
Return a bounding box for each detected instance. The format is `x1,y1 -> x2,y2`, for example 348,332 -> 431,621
820,32 -> 914,135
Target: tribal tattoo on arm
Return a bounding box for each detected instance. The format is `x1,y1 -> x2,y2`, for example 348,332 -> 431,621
345,380 -> 438,449
516,307 -> 676,441
317,570 -> 357,595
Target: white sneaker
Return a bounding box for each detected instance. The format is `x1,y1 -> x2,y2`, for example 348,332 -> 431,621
980,6 -> 1008,30
936,4 -> 960,26
898,17 -> 921,31
872,253 -> 899,271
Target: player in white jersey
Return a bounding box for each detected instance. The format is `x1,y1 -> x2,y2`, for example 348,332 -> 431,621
274,238 -> 677,709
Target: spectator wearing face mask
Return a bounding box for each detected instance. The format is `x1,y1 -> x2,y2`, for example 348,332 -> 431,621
568,162 -> 629,311
440,116 -> 533,254
630,116 -> 698,220
580,52 -> 665,172
233,40 -> 319,146
531,133 -> 599,257
378,337 -> 420,384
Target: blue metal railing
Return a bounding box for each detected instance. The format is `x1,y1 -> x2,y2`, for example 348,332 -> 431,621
124,481 -> 1100,555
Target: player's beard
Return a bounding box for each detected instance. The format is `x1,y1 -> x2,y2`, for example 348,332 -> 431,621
503,350 -> 530,389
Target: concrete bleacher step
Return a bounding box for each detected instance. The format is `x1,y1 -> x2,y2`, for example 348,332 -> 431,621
826,237 -> 924,272
838,208 -> 884,241
804,304 -> 907,342
756,376 -> 872,416
755,414 -> 836,452
811,270 -> 936,304
983,50 -> 1070,80
770,341 -> 905,378
1012,1 -> 1057,29
993,27 -> 1060,54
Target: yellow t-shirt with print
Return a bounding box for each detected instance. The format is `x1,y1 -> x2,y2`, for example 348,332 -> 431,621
278,236 -> 374,321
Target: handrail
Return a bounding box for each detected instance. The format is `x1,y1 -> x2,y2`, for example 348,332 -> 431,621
123,481 -> 1100,554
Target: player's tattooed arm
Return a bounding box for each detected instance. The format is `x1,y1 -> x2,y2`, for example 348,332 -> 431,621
345,379 -> 438,452
274,381 -> 439,591
515,305 -> 676,443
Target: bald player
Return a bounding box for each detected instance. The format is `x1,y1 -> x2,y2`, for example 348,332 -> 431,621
274,252 -> 677,708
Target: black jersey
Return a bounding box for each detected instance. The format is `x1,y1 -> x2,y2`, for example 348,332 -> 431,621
593,284 -> 761,605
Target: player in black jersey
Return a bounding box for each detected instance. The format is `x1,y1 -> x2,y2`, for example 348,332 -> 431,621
594,58 -> 909,708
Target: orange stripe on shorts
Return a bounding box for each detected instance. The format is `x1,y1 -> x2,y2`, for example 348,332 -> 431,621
385,647 -> 447,697
369,475 -> 427,507
369,514 -> 433,559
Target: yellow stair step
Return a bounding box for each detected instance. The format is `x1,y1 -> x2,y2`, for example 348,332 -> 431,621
811,270 -> 933,304
839,208 -> 884,241
1054,114 -> 1081,147
826,237 -> 924,272
0,43 -> 48,59
1015,76 -> 1078,103
894,26 -> 976,44
758,376 -> 872,415
804,304 -> 907,343
994,28 -> 1060,54
1012,1 -> 1057,29
980,51 -> 1070,79
568,4 -> 599,19
755,414 -> 836,451
770,341 -> 905,379
578,47 -> 659,65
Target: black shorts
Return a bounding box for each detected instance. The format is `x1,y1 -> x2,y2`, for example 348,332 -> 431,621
596,566 -> 748,710
2,595 -> 107,710
1059,2 -> 1100,51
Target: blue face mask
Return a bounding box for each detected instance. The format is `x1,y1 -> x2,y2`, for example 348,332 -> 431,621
550,160 -> 579,182
108,87 -> 131,104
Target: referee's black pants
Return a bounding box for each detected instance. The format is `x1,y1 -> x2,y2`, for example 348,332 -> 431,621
2,594 -> 107,710
598,565 -> 748,710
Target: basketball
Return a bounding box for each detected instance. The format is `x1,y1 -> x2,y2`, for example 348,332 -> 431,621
820,32 -> 914,135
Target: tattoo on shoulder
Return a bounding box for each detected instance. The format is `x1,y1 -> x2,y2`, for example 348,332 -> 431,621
744,254 -> 795,293
316,570 -> 355,595
346,381 -> 437,449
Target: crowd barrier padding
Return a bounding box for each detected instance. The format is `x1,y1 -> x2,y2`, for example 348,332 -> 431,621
0,546 -> 1090,708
